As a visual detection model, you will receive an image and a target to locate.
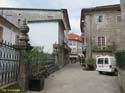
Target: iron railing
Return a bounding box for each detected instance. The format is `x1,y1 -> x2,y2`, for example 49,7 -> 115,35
92,45 -> 113,52
29,54 -> 57,78
0,41 -> 20,86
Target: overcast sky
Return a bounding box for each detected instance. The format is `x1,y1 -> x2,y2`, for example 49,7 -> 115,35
28,22 -> 58,53
0,0 -> 120,35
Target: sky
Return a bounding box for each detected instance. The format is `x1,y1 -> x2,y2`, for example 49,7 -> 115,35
0,0 -> 120,35
28,22 -> 58,53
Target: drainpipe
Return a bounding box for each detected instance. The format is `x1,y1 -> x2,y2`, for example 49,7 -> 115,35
89,14 -> 93,58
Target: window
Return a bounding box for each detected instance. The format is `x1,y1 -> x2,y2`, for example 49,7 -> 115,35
98,37 -> 101,46
6,15 -> 13,21
71,48 -> 76,54
73,41 -> 76,46
73,48 -> 76,52
98,58 -> 103,64
105,58 -> 108,64
102,37 -> 105,46
71,48 -> 75,54
97,36 -> 106,47
97,15 -> 103,22
68,41 -> 72,45
117,15 -> 121,23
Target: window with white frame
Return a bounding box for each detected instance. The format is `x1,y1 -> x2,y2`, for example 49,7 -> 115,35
73,41 -> 76,46
97,36 -> 106,47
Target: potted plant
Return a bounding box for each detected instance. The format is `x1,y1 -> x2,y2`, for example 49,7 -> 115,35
85,58 -> 95,70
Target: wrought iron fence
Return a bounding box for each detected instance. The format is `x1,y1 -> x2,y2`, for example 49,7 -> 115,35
0,41 -> 20,86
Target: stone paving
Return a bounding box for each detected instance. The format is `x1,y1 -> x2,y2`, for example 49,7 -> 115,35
24,63 -> 120,93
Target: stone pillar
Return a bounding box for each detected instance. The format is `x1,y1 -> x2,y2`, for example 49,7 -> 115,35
58,21 -> 65,68
120,0 -> 125,50
86,14 -> 92,59
53,43 -> 59,66
17,20 -> 30,91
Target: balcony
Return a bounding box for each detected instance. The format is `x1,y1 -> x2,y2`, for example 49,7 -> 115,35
92,45 -> 116,52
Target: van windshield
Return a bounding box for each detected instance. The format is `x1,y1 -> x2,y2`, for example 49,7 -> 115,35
98,58 -> 103,64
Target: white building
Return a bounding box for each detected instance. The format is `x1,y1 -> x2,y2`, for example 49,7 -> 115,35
0,16 -> 19,44
28,22 -> 58,53
68,33 -> 83,63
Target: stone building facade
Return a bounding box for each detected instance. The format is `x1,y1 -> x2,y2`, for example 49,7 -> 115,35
80,4 -> 122,59
0,15 -> 19,44
0,8 -> 71,67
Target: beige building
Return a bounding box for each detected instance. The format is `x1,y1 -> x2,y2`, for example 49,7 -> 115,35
80,4 -> 122,59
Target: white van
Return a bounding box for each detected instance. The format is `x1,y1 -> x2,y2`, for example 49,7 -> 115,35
96,55 -> 117,75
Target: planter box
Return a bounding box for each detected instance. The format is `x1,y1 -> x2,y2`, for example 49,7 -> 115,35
86,65 -> 95,70
29,78 -> 44,91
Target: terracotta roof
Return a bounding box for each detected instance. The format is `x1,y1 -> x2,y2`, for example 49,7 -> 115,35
68,33 -> 82,42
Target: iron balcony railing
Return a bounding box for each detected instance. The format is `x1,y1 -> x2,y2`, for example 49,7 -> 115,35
92,45 -> 113,52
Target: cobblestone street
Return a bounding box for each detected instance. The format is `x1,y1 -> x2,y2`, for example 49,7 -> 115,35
25,63 -> 120,93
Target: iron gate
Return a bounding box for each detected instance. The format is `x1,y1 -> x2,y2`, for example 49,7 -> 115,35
0,41 -> 20,86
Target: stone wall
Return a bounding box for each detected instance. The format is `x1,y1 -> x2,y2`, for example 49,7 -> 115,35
0,9 -> 62,26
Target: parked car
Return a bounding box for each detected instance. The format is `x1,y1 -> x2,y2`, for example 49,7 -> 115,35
96,55 -> 118,75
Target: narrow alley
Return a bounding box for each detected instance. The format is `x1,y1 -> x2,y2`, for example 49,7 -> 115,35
25,63 -> 120,93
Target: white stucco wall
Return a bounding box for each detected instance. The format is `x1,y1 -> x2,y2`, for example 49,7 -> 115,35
28,22 -> 58,53
0,24 -> 17,44
68,40 -> 83,55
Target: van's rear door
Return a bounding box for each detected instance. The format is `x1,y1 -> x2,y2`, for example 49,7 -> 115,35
103,58 -> 110,71
96,58 -> 103,71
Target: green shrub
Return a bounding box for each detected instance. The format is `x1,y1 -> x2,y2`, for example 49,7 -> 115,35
85,58 -> 95,65
84,58 -> 95,70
